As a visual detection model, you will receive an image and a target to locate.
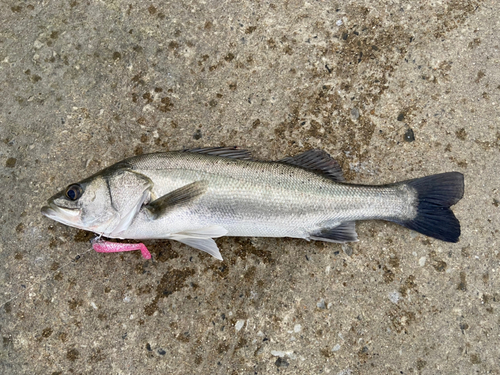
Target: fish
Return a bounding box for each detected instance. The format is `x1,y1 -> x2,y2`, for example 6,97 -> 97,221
41,147 -> 464,260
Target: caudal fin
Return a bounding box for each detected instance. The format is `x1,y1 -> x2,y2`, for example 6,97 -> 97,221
396,172 -> 464,242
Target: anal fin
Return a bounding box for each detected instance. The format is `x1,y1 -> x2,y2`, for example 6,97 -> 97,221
309,221 -> 358,243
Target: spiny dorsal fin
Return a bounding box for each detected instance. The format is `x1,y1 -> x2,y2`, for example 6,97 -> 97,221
184,147 -> 253,160
145,180 -> 208,220
280,149 -> 345,182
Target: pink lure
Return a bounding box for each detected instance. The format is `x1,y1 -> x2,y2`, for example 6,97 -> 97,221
92,240 -> 151,260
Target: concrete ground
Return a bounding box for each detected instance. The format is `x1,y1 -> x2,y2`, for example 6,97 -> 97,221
1,0 -> 499,374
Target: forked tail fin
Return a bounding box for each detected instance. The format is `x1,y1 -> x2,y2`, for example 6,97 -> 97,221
395,172 -> 464,242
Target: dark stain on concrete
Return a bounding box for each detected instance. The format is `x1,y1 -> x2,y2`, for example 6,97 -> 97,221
42,327 -> 53,338
432,260 -> 447,272
73,230 -> 94,243
231,238 -> 274,264
66,348 -> 80,361
68,298 -> 83,311
399,275 -> 417,298
89,348 -> 105,363
5,157 -> 16,168
144,267 -> 195,316
389,306 -> 416,334
457,271 -> 467,291
416,359 -> 427,370
382,265 -> 394,283
470,353 -> 481,364
144,240 -> 178,262
270,2 -> 483,180
455,128 -> 467,140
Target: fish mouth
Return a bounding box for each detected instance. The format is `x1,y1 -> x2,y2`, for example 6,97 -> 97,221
41,204 -> 81,225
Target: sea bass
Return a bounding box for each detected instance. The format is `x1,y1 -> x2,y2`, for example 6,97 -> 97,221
41,148 -> 464,260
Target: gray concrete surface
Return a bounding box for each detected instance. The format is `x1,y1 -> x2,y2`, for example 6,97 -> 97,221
1,0 -> 499,374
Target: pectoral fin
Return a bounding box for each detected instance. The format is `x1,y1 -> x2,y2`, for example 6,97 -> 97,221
145,180 -> 208,220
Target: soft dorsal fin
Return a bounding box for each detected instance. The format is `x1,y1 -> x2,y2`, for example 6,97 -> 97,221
280,149 -> 345,182
184,147 -> 253,160
145,180 -> 208,220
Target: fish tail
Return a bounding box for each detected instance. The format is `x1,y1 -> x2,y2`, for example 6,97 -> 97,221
395,172 -> 464,242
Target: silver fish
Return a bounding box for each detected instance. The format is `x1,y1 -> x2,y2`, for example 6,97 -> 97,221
41,148 -> 464,260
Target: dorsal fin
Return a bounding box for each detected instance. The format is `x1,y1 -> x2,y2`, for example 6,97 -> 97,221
280,149 -> 345,182
184,147 -> 253,160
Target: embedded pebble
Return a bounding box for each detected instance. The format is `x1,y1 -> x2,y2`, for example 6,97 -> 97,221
235,319 -> 245,332
389,291 -> 401,304
317,298 -> 326,309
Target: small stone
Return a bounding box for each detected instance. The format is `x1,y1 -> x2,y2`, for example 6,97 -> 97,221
342,244 -> 353,256
404,128 -> 415,142
350,107 -> 360,120
193,129 -> 202,140
389,291 -> 401,304
275,357 -> 289,368
317,298 -> 326,309
235,319 -> 245,332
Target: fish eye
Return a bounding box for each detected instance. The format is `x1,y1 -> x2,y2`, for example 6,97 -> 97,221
65,184 -> 83,201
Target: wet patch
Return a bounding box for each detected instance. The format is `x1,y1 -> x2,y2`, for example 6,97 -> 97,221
143,240 -> 178,262
221,238 -> 274,265
73,230 -> 94,243
144,267 -> 195,316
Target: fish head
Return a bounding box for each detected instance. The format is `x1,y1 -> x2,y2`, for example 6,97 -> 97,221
41,165 -> 153,236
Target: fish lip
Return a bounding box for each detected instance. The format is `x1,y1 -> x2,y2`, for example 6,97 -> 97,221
41,205 -> 56,218
41,203 -> 80,221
